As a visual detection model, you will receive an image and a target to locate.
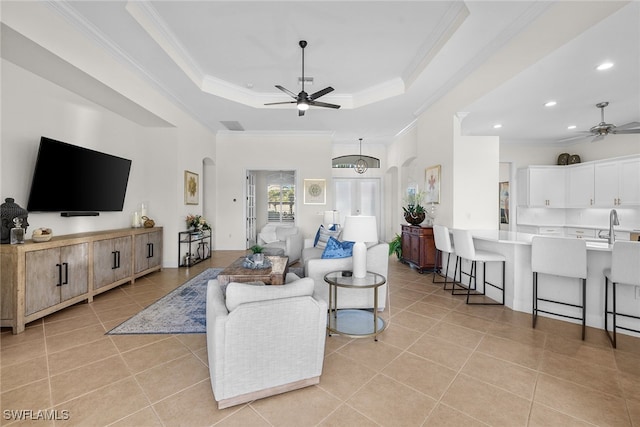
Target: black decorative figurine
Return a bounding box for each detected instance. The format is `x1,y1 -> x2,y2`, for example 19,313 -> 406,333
1,198 -> 29,244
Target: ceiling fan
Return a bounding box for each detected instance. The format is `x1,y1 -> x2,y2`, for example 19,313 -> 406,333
561,102 -> 640,142
264,40 -> 340,116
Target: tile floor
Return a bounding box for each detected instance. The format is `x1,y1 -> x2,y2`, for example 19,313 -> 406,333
2,250 -> 640,426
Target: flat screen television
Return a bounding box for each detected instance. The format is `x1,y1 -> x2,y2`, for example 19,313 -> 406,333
27,137 -> 132,216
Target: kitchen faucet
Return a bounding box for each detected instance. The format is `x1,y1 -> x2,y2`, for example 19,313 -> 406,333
608,209 -> 619,245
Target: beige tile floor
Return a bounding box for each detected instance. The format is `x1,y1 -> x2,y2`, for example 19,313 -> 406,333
2,250 -> 640,426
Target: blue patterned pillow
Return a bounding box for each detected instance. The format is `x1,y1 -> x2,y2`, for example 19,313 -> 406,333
314,224 -> 341,249
321,237 -> 355,259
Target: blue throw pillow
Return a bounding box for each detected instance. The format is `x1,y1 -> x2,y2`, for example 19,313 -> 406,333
314,224 -> 341,249
321,236 -> 355,259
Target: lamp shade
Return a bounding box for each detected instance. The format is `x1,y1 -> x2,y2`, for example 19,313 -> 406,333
342,216 -> 378,243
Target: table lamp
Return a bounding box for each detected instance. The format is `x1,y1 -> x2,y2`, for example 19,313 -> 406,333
342,215 -> 378,278
323,210 -> 340,229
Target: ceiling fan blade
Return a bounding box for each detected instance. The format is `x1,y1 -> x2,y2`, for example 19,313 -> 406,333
298,109 -> 305,117
613,128 -> 640,134
591,134 -> 605,143
308,100 -> 341,109
264,101 -> 296,106
612,121 -> 640,132
309,87 -> 334,101
556,132 -> 592,143
275,85 -> 298,99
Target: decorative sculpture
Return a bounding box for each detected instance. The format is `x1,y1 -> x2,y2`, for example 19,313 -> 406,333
1,198 -> 29,244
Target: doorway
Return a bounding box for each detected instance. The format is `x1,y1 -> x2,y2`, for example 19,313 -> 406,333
333,178 -> 383,239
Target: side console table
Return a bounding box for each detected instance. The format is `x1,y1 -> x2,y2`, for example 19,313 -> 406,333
324,271 -> 387,341
178,230 -> 212,267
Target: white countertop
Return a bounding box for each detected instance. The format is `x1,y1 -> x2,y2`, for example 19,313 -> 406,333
469,229 -> 612,251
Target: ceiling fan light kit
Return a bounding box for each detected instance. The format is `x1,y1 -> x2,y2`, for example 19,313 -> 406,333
264,40 -> 340,116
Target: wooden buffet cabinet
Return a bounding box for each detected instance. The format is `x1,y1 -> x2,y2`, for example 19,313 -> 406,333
1,227 -> 163,334
400,225 -> 437,273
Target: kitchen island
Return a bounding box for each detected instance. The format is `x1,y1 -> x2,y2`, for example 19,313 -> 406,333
452,230 -> 629,335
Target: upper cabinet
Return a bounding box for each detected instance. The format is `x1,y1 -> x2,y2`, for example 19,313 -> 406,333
517,166 -> 566,207
594,157 -> 640,207
566,163 -> 595,208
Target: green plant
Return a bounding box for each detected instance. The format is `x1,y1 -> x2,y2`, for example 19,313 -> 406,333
388,233 -> 402,258
249,244 -> 264,254
402,190 -> 426,216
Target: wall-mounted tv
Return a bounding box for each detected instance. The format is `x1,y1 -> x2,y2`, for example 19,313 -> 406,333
27,137 -> 132,216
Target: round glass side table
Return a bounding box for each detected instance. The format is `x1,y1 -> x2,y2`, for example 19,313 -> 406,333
323,271 -> 387,341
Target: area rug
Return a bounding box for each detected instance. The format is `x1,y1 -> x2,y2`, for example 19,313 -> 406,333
107,268 -> 222,335
106,266 -> 304,335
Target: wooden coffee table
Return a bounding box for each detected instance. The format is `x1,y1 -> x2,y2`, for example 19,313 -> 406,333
217,256 -> 289,285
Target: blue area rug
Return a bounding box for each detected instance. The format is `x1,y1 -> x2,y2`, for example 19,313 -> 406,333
107,268 -> 222,335
106,266 -> 304,335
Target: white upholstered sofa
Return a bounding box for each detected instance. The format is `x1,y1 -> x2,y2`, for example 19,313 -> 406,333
257,224 -> 304,264
302,239 -> 389,310
206,276 -> 327,409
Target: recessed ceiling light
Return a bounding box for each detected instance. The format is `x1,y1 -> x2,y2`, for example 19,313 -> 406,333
493,124 -> 502,129
597,62 -> 614,71
544,101 -> 557,107
567,125 -> 577,130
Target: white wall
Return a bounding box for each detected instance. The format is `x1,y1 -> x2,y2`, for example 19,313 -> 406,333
214,132 -> 333,250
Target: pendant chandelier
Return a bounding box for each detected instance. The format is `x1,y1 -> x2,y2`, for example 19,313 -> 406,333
354,138 -> 368,174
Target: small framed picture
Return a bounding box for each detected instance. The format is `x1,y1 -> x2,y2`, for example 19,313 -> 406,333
184,170 -> 199,205
425,164 -> 441,204
304,179 -> 326,205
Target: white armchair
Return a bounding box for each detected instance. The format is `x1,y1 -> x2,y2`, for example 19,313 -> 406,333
303,242 -> 389,310
206,277 -> 327,409
257,224 -> 304,264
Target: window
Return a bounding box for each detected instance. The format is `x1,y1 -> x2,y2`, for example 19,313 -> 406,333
267,172 -> 295,223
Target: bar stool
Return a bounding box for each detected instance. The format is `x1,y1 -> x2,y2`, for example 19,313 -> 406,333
432,225 -> 458,292
531,236 -> 587,340
451,229 -> 505,305
604,241 -> 640,348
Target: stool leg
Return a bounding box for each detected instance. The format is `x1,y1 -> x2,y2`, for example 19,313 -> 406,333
532,272 -> 538,329
613,281 -> 617,348
605,277 -> 612,346
581,278 -> 586,341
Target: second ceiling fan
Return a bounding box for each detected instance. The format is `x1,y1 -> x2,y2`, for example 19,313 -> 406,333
265,40 -> 340,116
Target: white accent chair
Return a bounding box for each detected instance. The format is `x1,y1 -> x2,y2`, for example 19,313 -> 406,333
531,236 -> 587,340
257,224 -> 304,264
206,277 -> 327,409
432,224 -> 458,292
604,241 -> 640,348
452,229 -> 505,305
302,241 -> 389,310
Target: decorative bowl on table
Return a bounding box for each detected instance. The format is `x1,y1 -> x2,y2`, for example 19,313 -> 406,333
32,228 -> 53,242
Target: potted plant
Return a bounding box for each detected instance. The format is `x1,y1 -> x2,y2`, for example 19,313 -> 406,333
388,233 -> 402,259
403,190 -> 426,225
249,244 -> 264,265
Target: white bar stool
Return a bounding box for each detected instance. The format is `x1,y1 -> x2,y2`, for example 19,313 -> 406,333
432,224 -> 458,292
604,241 -> 640,348
531,236 -> 587,340
451,229 -> 505,305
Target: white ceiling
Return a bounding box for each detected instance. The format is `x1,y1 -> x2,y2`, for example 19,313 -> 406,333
15,1 -> 640,145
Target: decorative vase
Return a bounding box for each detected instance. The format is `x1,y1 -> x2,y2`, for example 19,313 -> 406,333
197,242 -> 210,260
404,212 -> 425,226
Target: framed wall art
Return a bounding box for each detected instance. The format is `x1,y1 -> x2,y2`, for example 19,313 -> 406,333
303,179 -> 326,205
184,170 -> 199,205
425,164 -> 441,204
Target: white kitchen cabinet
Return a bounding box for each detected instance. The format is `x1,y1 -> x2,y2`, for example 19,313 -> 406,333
566,163 -> 594,207
594,157 -> 640,207
517,166 -> 566,207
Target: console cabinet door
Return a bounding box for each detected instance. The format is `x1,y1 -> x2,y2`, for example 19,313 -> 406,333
25,243 -> 88,316
94,237 -> 132,288
60,243 -> 88,302
135,231 -> 163,274
25,248 -> 60,316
